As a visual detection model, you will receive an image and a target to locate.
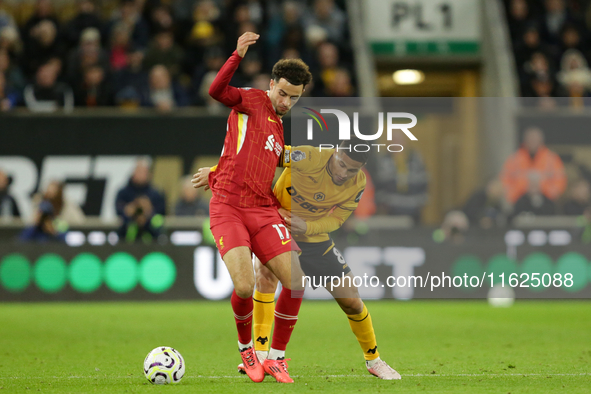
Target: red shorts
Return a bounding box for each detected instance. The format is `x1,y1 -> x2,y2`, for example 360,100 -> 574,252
209,201 -> 300,264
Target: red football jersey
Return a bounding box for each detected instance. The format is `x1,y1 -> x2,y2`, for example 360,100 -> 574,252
208,51 -> 285,208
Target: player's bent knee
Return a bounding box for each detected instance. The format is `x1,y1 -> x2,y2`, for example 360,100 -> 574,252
336,298 -> 364,315
255,273 -> 278,293
234,281 -> 255,298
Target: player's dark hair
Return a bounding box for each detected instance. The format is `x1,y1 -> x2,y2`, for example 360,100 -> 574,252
339,138 -> 370,165
272,59 -> 313,88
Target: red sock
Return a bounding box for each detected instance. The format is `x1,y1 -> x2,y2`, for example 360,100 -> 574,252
271,288 -> 304,351
231,290 -> 253,345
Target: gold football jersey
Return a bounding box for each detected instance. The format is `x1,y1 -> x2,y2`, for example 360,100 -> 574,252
274,145 -> 366,243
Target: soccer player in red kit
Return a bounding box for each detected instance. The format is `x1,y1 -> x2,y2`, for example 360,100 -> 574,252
207,32 -> 312,383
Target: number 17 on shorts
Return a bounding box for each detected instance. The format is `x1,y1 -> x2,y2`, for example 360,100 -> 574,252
272,224 -> 291,245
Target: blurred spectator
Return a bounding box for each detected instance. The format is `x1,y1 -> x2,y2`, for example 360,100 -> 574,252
74,65 -> 112,106
506,0 -> 535,40
22,0 -> 59,48
326,68 -> 354,97
513,23 -> 554,69
145,64 -> 189,111
501,127 -> 566,204
369,132 -> 429,222
522,76 -> 559,109
0,3 -> 16,32
0,48 -> 26,93
191,45 -> 224,104
22,19 -> 63,77
303,0 -> 346,45
113,49 -> 148,107
22,180 -> 85,242
115,159 -> 166,243
198,70 -> 222,111
353,168 -> 376,219
0,25 -> 21,60
462,178 -> 509,228
440,210 -> 469,244
563,178 -> 591,215
282,47 -> 301,60
64,0 -> 105,50
20,200 -> 65,242
231,52 -> 262,87
252,73 -> 271,91
108,0 -> 150,50
109,22 -> 133,71
183,0 -> 223,72
313,41 -> 339,95
143,30 -> 184,78
540,0 -> 580,47
0,71 -> 19,111
225,3 -> 261,56
66,27 -> 110,86
0,170 -> 20,219
266,1 -> 304,67
148,4 -> 174,35
521,51 -> 554,84
24,62 -> 74,112
558,23 -> 588,57
173,0 -> 200,22
174,176 -> 209,216
32,180 -> 86,225
556,49 -> 591,99
512,172 -> 557,218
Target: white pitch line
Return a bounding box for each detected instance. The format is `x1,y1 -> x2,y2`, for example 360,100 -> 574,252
2,373 -> 590,379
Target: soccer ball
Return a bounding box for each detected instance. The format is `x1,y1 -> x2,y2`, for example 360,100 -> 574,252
143,346 -> 185,384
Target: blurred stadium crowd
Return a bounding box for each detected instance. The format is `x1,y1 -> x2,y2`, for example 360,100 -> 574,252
505,0 -> 591,106
0,0 -> 356,112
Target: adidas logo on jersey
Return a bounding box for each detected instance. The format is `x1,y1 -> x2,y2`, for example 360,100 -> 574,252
264,135 -> 282,157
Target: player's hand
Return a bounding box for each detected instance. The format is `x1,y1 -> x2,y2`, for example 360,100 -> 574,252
236,32 -> 259,58
285,214 -> 307,235
278,207 -> 291,220
192,167 -> 211,190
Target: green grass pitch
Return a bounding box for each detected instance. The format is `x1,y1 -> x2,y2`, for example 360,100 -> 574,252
1,300 -> 590,393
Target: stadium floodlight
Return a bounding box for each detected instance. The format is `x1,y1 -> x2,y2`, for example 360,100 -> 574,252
392,69 -> 425,85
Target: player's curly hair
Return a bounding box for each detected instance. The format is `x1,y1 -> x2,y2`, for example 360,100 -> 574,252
272,59 -> 313,88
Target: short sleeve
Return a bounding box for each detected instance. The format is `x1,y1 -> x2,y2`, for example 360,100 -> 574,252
281,145 -> 292,168
290,145 -> 323,173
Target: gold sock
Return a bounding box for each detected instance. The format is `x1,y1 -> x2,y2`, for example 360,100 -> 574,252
347,304 -> 379,361
253,290 -> 274,352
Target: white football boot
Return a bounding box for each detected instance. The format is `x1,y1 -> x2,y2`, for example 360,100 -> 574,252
366,358 -> 402,380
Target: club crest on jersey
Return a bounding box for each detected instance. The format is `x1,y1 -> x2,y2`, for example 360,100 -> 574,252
291,150 -> 306,162
264,135 -> 282,157
314,192 -> 325,202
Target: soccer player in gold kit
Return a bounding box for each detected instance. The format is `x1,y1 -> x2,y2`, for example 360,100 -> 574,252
193,140 -> 401,380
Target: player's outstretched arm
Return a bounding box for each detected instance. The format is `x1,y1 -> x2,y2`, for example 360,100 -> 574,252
208,32 -> 259,107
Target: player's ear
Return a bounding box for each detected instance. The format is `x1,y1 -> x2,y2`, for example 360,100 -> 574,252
269,79 -> 274,90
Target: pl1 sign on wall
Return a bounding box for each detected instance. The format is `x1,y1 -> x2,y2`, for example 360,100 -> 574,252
364,0 -> 481,56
